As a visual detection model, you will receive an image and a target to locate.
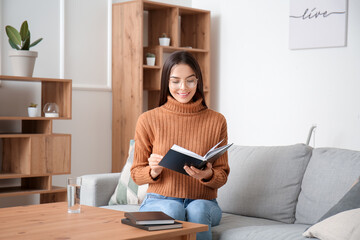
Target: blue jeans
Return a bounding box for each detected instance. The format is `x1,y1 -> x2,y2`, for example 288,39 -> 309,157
140,193 -> 222,240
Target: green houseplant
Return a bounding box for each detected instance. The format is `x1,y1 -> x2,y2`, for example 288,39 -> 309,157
159,33 -> 170,46
5,20 -> 43,77
146,53 -> 156,66
27,102 -> 38,117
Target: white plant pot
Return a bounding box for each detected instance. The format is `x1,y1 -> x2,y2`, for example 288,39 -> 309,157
146,57 -> 155,66
9,50 -> 38,77
28,107 -> 38,117
159,37 -> 170,46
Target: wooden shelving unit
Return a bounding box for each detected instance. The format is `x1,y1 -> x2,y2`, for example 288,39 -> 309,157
0,75 -> 72,204
112,0 -> 210,172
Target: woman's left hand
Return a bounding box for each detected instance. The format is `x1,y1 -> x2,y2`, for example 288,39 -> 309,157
184,162 -> 213,181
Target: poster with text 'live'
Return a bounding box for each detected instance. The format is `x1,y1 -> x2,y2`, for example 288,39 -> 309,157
289,0 -> 348,50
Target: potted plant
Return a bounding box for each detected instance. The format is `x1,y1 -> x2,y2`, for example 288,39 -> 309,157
159,33 -> 170,46
5,20 -> 43,77
146,53 -> 156,66
28,102 -> 38,117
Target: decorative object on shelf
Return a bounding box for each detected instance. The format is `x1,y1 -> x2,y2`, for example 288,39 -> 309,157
27,102 -> 38,117
43,102 -> 59,117
146,53 -> 156,66
5,20 -> 43,77
159,33 -> 170,46
289,0 -> 348,49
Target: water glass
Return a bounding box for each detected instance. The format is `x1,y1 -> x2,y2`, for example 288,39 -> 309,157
67,177 -> 82,213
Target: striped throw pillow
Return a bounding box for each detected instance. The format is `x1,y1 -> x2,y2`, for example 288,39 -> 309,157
109,140 -> 148,205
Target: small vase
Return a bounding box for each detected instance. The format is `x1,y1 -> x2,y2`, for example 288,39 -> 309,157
9,50 -> 38,77
159,37 -> 170,46
146,57 -> 155,66
28,107 -> 38,117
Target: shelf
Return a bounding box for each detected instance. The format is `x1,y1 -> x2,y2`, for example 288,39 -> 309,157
0,133 -> 69,138
0,119 -> 53,134
0,75 -> 72,204
178,6 -> 209,15
143,0 -> 209,14
0,173 -> 51,179
0,132 -> 24,136
0,133 -> 43,138
0,116 -> 71,121
0,76 -> 72,119
143,65 -> 161,69
0,134 -> 71,175
143,0 -> 172,10
0,75 -> 71,83
0,186 -> 66,198
161,46 -> 208,53
112,0 -> 210,172
0,173 -> 30,179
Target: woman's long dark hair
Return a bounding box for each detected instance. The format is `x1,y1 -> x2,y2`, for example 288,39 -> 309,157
158,51 -> 207,107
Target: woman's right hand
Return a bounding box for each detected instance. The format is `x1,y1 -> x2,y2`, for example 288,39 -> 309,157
148,154 -> 164,179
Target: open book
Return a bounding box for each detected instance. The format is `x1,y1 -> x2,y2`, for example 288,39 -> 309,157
159,139 -> 233,175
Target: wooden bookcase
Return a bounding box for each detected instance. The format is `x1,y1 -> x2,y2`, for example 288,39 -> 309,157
112,0 -> 210,172
0,75 -> 72,203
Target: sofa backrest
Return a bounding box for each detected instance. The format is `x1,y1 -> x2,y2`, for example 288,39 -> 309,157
295,147 -> 360,225
217,144 -> 312,224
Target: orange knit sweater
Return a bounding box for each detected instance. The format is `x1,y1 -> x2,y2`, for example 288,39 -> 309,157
131,96 -> 230,200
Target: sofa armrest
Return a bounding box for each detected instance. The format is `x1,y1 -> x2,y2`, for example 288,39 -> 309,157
80,172 -> 121,207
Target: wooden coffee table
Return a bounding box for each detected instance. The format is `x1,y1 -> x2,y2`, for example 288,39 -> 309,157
0,202 -> 208,239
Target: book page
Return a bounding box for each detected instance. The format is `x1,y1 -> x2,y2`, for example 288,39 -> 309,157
204,139 -> 224,159
204,143 -> 233,160
171,145 -> 205,161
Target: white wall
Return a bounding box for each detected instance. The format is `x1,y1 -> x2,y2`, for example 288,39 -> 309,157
192,0 -> 360,150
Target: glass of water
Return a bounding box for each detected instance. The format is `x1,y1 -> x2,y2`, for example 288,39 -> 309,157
67,177 -> 82,213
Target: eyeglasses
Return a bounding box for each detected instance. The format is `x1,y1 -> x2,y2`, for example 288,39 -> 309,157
169,78 -> 198,89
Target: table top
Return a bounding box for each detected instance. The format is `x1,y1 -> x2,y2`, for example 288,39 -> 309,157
0,202 -> 208,240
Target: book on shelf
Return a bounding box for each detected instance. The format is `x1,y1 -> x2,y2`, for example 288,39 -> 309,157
159,139 -> 233,175
121,218 -> 183,231
124,211 -> 175,225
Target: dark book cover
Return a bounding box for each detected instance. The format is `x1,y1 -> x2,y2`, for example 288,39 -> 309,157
124,211 -> 175,225
159,140 -> 233,175
121,218 -> 183,231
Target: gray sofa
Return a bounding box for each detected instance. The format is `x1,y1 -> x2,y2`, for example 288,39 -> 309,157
80,144 -> 360,240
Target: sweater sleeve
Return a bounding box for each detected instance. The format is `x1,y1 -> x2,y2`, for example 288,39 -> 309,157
200,115 -> 230,189
131,113 -> 160,185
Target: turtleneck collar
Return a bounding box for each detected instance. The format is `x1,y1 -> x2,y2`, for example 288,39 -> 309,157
162,95 -> 206,114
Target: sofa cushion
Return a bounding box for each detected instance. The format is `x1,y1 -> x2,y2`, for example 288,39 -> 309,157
217,224 -> 314,240
80,173 -> 121,207
108,140 -> 148,205
317,178 -> 360,223
303,208 -> 360,240
295,148 -> 360,224
212,213 -> 282,240
217,144 -> 312,224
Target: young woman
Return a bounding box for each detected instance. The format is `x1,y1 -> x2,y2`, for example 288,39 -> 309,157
131,51 -> 230,240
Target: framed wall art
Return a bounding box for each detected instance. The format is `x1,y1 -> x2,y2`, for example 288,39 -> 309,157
289,0 -> 348,50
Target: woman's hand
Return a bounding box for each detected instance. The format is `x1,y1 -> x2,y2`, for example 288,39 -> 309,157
148,154 -> 164,179
184,162 -> 214,181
